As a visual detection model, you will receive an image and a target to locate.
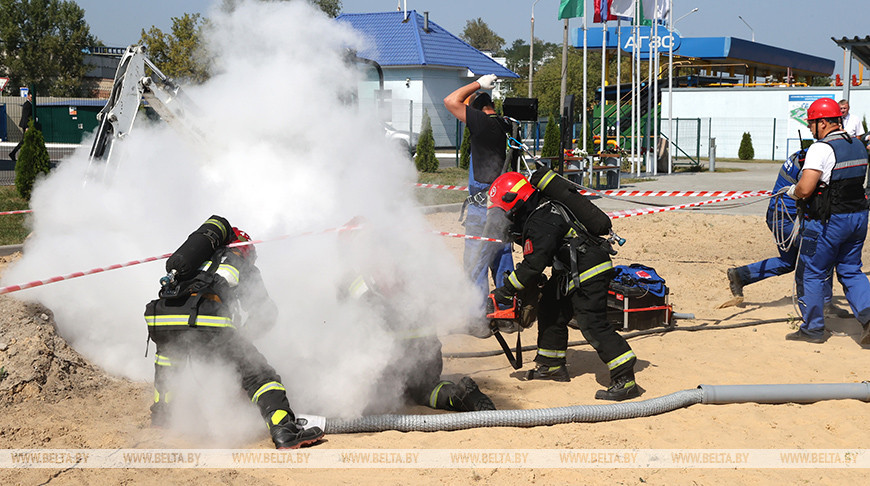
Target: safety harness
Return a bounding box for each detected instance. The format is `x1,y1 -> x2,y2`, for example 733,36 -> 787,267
799,132 -> 869,222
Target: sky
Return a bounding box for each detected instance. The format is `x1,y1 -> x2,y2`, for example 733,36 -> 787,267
76,0 -> 868,77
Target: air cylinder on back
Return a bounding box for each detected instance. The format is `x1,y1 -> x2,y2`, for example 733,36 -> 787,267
165,215 -> 233,281
530,168 -> 611,236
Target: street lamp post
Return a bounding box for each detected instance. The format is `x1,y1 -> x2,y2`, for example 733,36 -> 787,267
528,0 -> 541,98
738,15 -> 755,42
668,7 -> 699,173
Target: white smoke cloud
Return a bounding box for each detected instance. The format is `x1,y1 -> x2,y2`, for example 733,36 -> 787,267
1,0 -> 479,435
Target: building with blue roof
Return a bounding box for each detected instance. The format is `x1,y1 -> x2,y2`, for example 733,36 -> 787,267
337,10 -> 518,147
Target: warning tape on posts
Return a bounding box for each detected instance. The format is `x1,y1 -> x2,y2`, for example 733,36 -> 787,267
606,192 -> 764,219
414,183 -> 770,198
0,190 -> 770,218
0,225 -> 502,296
0,224 -> 359,296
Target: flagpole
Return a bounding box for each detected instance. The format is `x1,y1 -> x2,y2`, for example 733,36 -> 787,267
616,18 -> 622,157
600,16 -> 606,155
652,0 -> 659,176
582,4 -> 588,154
560,17 -> 569,130
630,1 -> 637,175
667,0 -> 673,173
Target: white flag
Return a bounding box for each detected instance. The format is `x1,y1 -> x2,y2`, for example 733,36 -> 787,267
641,0 -> 670,22
610,0 -> 636,19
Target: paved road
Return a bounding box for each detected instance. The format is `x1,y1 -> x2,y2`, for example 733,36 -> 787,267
593,161 -> 779,217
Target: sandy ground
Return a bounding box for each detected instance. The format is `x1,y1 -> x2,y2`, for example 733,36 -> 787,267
1,206 -> 869,484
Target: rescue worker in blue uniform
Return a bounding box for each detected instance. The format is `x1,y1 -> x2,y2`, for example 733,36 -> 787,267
487,170 -> 640,400
145,216 -> 324,449
727,149 -> 806,295
727,148 -> 847,317
444,75 -> 514,331
786,98 -> 870,345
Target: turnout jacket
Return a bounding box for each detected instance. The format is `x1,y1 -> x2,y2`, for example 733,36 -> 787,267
145,247 -> 278,337
502,194 -> 614,295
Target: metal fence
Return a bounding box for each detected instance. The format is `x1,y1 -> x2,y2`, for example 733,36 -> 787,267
660,117 -> 797,162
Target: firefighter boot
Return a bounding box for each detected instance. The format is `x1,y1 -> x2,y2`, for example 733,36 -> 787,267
526,364 -> 570,382
268,410 -> 324,449
727,268 -> 744,298
860,320 -> 870,346
594,375 -> 640,401
458,377 -> 496,411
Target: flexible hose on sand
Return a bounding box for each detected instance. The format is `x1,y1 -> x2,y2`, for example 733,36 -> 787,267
321,382 -> 870,434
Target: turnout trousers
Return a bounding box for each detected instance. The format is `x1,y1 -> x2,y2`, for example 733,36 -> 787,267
535,246 -> 636,381
149,327 -> 292,425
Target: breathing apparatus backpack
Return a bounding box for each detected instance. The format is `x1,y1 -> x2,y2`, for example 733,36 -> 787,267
146,215 -> 239,331
529,168 -> 612,236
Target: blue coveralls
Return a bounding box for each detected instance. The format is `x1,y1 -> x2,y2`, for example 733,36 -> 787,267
795,133 -> 870,338
736,150 -> 804,285
464,160 -> 514,298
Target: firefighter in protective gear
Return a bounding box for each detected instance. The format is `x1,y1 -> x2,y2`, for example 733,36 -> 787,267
787,98 -> 870,344
487,170 -> 640,400
145,216 -> 324,449
339,217 -> 496,412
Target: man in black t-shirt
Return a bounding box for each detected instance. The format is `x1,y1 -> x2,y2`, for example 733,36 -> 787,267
444,75 -> 515,334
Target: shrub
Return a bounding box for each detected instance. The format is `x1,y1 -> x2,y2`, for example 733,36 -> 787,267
738,132 -> 754,160
15,120 -> 51,200
541,107 -> 561,158
459,125 -> 471,170
414,109 -> 438,172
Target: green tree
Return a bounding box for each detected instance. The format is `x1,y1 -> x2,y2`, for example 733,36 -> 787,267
0,0 -> 97,96
460,18 -> 504,54
459,125 -> 471,170
139,13 -> 211,84
503,37 -> 560,75
541,107 -> 561,158
414,110 -> 438,172
738,132 -> 755,160
15,119 -> 50,200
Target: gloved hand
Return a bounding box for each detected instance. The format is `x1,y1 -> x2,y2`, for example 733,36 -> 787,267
476,74 -> 497,90
786,184 -> 799,200
491,285 -> 515,307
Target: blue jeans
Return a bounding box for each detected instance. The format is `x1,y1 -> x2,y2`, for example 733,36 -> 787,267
738,209 -> 799,285
796,212 -> 870,337
463,203 -> 513,301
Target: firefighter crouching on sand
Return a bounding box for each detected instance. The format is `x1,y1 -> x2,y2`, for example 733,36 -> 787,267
145,215 -> 324,449
486,169 -> 640,400
339,217 -> 496,413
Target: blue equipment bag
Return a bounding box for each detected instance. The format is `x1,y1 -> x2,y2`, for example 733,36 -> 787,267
607,264 -> 671,331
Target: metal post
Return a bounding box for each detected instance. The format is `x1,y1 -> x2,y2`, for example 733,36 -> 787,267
455,119 -> 460,168
711,138 -> 717,171
696,118 -> 701,162
771,117 -> 776,161
409,100 -> 413,148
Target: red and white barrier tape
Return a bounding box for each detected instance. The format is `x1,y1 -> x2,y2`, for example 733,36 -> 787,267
606,192 -> 762,220
580,190 -> 771,198
413,183 -> 771,199
0,209 -> 32,216
414,183 -> 469,191
431,231 -> 503,243
0,224 -> 361,296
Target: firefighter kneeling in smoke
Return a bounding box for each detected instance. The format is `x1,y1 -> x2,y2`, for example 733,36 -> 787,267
338,217 -> 496,413
145,215 -> 324,449
486,169 -> 641,400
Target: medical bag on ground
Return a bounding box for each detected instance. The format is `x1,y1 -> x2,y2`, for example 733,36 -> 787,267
606,264 -> 673,331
